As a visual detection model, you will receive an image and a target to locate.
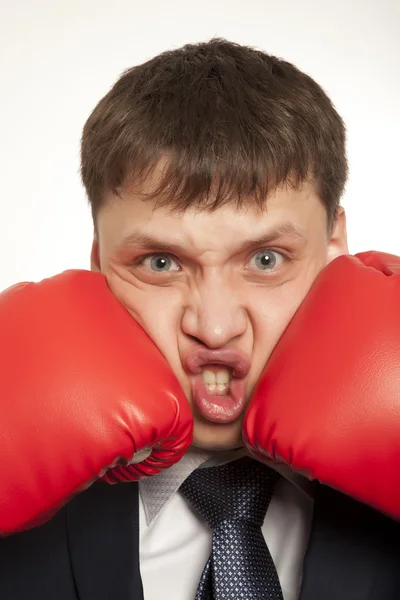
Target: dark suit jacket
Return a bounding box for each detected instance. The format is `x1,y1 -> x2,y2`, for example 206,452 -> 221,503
0,481 -> 399,600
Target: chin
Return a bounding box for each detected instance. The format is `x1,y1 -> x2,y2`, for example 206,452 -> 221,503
191,419 -> 244,452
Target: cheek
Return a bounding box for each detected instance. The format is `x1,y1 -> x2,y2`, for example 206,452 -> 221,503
248,279 -> 316,380
105,270 -> 185,379
251,286 -> 304,343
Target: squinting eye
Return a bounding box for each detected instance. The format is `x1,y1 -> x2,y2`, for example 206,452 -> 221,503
141,253 -> 180,273
249,249 -> 285,271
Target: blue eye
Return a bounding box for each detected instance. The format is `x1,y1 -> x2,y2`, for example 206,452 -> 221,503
142,254 -> 180,272
250,249 -> 284,271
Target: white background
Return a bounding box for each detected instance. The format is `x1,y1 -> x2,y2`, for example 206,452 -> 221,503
0,0 -> 399,291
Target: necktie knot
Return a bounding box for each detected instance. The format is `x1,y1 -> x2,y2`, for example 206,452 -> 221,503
180,457 -> 280,528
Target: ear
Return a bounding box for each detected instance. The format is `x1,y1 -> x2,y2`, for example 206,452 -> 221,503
90,236 -> 101,272
327,207 -> 349,264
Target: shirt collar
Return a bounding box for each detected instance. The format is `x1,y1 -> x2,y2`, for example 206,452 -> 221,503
139,448 -> 314,526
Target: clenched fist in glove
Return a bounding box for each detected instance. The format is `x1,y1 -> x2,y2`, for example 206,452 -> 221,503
244,251 -> 400,519
0,271 -> 192,535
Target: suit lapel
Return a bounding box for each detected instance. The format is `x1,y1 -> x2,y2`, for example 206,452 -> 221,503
66,480 -> 143,600
300,483 -> 400,600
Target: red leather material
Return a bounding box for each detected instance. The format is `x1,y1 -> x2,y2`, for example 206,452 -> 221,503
0,270 -> 192,535
243,251 -> 400,519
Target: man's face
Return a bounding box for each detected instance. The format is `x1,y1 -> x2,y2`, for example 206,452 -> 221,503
92,182 -> 348,451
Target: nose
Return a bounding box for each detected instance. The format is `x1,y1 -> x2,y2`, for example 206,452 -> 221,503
181,277 -> 248,348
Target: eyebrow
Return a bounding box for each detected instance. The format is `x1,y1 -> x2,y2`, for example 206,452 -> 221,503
118,223 -> 306,256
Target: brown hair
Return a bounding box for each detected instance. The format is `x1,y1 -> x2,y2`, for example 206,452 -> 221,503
81,38 -> 348,228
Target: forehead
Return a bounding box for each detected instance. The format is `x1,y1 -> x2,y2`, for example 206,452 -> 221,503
97,182 -> 327,253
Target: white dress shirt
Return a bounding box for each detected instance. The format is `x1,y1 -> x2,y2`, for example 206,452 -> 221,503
139,449 -> 314,600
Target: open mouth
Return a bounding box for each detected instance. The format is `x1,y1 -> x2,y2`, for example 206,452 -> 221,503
183,347 -> 251,424
190,364 -> 246,424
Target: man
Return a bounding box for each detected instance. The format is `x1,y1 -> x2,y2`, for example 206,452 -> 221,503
0,39 -> 399,600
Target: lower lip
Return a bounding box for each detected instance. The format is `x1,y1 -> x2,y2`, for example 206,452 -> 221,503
190,375 -> 246,424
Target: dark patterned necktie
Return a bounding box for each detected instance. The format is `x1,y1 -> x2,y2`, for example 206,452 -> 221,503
180,456 -> 284,600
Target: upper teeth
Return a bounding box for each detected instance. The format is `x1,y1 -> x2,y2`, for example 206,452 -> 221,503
202,368 -> 231,386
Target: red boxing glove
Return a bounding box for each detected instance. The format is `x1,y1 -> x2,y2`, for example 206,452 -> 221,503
243,251 -> 400,519
0,271 -> 192,535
